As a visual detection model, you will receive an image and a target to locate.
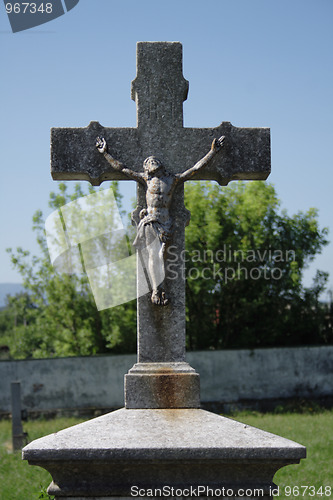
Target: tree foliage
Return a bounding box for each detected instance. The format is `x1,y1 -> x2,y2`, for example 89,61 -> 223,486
2,180 -> 332,359
5,182 -> 136,359
184,181 -> 331,349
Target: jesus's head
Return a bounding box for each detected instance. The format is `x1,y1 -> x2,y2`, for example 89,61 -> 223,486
143,156 -> 164,176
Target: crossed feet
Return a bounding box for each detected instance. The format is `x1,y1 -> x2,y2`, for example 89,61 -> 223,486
151,289 -> 169,306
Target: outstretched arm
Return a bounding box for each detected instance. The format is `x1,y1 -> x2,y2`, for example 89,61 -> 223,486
176,136 -> 225,182
96,137 -> 145,185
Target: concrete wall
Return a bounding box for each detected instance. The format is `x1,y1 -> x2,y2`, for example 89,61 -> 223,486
0,346 -> 332,414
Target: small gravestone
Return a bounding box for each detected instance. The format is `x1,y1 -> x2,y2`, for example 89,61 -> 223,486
23,42 -> 305,499
11,381 -> 27,451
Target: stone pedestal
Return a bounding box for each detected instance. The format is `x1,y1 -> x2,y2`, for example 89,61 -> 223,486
23,408 -> 306,499
125,362 -> 200,409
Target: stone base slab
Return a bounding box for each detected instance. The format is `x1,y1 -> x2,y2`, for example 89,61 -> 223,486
22,408 -> 306,498
125,362 -> 200,408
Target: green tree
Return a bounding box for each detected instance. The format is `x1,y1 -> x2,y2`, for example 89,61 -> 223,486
183,181 -> 331,350
4,180 -> 332,359
6,182 -> 136,359
0,304 -> 13,359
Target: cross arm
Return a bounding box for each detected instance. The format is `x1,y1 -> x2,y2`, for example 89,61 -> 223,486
176,136 -> 225,182
96,137 -> 146,186
51,121 -> 143,186
178,122 -> 270,186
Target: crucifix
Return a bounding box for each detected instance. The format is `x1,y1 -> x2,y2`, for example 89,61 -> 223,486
24,43 -> 306,500
51,42 -> 270,409
95,134 -> 225,306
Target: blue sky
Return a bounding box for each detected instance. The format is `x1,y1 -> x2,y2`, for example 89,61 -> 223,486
0,0 -> 332,298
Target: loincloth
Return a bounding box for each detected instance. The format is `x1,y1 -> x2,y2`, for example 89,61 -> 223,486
133,214 -> 172,249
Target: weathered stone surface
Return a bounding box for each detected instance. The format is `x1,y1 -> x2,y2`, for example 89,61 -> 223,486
125,362 -> 200,408
11,381 -> 27,451
51,43 -> 270,187
23,408 -> 305,498
51,121 -> 270,186
133,185 -> 190,367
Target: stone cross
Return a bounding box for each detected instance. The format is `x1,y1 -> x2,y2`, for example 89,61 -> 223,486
24,44 -> 305,500
11,381 -> 27,451
51,42 -> 270,409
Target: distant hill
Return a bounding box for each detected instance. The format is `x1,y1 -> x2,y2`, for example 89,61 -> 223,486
0,283 -> 24,307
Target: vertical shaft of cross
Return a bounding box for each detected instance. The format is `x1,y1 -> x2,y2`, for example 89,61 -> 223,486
135,184 -> 189,363
125,43 -> 200,408
130,42 -> 192,365
127,191 -> 200,408
131,42 -> 189,131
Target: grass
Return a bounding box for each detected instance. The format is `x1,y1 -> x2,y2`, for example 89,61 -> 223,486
0,417 -> 85,500
0,410 -> 332,499
229,409 -> 333,499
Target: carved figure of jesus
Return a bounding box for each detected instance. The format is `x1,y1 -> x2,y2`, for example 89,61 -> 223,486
96,135 -> 225,306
